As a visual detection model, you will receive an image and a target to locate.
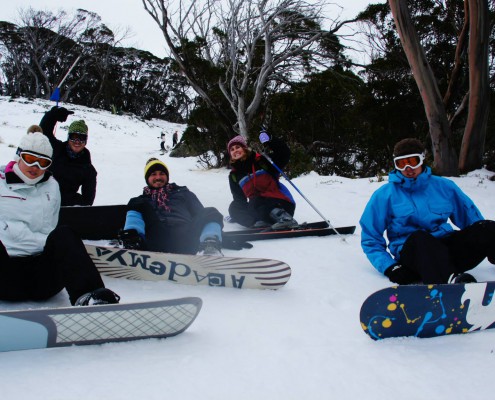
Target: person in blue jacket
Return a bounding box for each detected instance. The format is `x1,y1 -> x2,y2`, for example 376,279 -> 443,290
360,138 -> 495,285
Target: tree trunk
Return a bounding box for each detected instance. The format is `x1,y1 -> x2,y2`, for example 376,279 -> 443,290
389,0 -> 459,176
459,0 -> 490,173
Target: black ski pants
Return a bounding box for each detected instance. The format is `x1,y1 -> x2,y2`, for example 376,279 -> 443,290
399,220 -> 495,284
228,197 -> 295,228
145,207 -> 224,254
0,225 -> 105,305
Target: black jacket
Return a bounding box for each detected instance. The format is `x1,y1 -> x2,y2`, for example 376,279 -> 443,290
40,108 -> 97,206
127,183 -> 223,254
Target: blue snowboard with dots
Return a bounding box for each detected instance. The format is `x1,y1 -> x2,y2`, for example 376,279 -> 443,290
360,282 -> 495,340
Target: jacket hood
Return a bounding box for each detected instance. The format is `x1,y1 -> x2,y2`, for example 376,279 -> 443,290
389,166 -> 431,192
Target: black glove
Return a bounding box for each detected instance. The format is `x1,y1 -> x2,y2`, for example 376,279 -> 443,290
384,264 -> 420,285
221,236 -> 253,250
50,106 -> 74,122
118,229 -> 145,250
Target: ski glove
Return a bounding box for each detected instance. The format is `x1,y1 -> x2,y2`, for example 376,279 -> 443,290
259,130 -> 270,144
50,106 -> 74,122
384,264 -> 420,285
118,229 -> 145,250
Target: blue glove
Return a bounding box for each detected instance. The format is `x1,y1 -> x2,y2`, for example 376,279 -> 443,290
259,130 -> 270,144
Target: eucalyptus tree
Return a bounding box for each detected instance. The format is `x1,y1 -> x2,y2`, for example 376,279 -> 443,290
142,0 -> 349,138
360,0 -> 493,175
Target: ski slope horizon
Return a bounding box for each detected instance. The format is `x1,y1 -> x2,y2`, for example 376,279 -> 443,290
1,96 -> 494,399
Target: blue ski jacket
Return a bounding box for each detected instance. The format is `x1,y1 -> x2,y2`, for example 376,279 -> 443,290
359,167 -> 484,274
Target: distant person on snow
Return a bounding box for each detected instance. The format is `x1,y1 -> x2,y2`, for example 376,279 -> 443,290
160,132 -> 166,152
172,131 -> 178,147
39,106 -> 97,206
227,130 -> 297,230
0,131 -> 119,306
119,158 -> 226,256
360,138 -> 495,285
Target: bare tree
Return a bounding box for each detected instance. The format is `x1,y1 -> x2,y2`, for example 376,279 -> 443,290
142,0 -> 344,137
16,7 -> 88,99
388,0 -> 491,175
77,9 -> 132,108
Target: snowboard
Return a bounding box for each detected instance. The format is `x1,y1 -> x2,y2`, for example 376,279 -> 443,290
58,204 -> 127,240
86,245 -> 291,290
360,282 -> 495,340
0,297 -> 202,352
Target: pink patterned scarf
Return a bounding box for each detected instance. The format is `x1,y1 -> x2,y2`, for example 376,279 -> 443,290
143,185 -> 171,212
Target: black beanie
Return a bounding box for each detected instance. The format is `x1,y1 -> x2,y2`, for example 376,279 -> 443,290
144,158 -> 169,183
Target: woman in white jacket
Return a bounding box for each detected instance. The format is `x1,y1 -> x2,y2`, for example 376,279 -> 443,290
0,130 -> 119,306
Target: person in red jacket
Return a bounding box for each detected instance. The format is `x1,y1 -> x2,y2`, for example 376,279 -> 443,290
227,131 -> 297,230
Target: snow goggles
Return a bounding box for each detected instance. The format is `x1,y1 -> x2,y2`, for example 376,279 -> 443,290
393,153 -> 425,171
20,151 -> 52,170
68,132 -> 87,143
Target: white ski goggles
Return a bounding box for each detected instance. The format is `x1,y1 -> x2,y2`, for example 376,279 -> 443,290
393,153 -> 425,171
20,151 -> 52,170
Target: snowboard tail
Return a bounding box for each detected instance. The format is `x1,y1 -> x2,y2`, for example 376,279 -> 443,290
86,245 -> 291,290
360,282 -> 495,340
0,297 -> 202,352
58,205 -> 127,240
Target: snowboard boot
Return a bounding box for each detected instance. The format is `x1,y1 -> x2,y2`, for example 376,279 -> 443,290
75,288 -> 121,306
447,272 -> 477,284
253,220 -> 271,228
197,237 -> 223,257
269,208 -> 298,230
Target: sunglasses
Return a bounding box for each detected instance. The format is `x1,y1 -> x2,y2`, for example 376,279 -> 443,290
393,153 -> 425,171
69,132 -> 87,143
20,151 -> 52,170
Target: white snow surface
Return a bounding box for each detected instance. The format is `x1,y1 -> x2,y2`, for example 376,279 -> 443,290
0,97 -> 494,399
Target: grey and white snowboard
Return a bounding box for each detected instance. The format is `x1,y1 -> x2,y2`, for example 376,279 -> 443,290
0,297 -> 202,352
86,245 -> 291,290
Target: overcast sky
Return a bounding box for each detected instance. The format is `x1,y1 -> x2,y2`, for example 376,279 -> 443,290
0,0 -> 373,59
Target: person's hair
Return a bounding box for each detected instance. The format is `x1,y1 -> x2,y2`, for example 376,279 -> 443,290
393,138 -> 425,157
27,124 -> 43,134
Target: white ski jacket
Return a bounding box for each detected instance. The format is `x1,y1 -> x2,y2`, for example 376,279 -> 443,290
0,162 -> 61,256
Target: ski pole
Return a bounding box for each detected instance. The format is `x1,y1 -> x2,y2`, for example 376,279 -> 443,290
50,55 -> 82,105
260,150 -> 345,241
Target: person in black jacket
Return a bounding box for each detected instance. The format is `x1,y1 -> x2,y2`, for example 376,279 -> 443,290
39,107 -> 97,206
119,158 -> 225,256
227,131 -> 297,230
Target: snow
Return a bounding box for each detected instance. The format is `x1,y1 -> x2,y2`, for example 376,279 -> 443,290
1,96 -> 495,399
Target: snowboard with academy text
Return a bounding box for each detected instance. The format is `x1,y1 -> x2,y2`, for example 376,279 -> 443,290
86,245 -> 291,290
